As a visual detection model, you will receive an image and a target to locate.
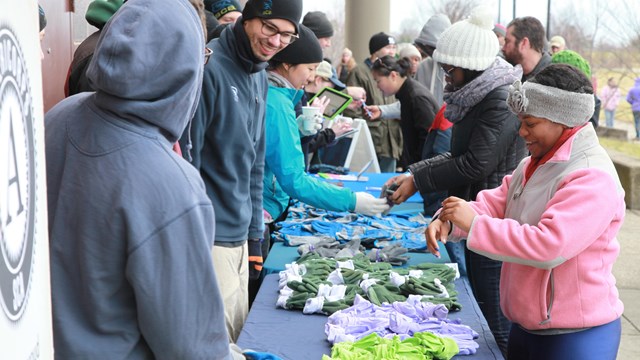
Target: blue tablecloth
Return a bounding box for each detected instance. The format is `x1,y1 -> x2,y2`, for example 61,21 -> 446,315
320,172 -> 424,204
263,242 -> 450,276
238,274 -> 504,360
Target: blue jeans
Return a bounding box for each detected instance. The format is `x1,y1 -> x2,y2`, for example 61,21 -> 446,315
604,109 -> 615,128
507,318 -> 621,360
633,111 -> 640,139
378,156 -> 397,173
465,245 -> 510,356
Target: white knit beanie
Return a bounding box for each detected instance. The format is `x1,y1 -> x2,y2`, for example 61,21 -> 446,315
432,6 -> 499,71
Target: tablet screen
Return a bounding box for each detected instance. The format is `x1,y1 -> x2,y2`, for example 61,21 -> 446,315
311,87 -> 353,119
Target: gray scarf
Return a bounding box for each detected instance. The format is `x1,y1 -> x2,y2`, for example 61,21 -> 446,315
444,57 -> 523,123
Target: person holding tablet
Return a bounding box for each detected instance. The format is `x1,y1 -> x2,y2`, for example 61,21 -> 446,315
264,25 -> 389,225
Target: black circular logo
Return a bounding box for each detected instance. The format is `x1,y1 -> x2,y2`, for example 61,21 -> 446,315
0,27 -> 37,322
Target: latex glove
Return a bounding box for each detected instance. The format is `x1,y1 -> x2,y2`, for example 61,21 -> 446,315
354,192 -> 390,216
296,114 -> 322,136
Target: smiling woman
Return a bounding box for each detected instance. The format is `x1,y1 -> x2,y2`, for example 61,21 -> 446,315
427,63 -> 624,360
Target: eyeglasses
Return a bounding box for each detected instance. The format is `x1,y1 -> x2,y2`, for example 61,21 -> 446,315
441,65 -> 457,78
260,19 -> 299,45
204,47 -> 213,65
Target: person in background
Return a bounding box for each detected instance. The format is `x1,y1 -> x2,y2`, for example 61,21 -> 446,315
337,47 -> 356,84
371,55 -> 438,165
366,14 -> 451,140
414,13 -> 451,106
345,32 -> 402,173
428,64 -> 624,360
627,77 -> 640,141
205,0 -> 242,24
179,0 -> 303,342
550,49 -> 600,128
493,23 -> 506,59
601,77 -> 621,128
64,0 -> 124,96
263,24 -> 389,226
301,60 -> 355,162
44,0 -> 242,358
549,35 -> 566,54
385,6 -> 525,354
398,44 -> 422,78
302,11 -> 333,50
503,16 -> 551,82
493,23 -> 506,47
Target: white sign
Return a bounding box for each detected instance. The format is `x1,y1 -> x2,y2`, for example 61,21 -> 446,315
0,1 -> 54,359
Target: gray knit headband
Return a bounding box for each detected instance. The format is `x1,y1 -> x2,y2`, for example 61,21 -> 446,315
507,80 -> 594,127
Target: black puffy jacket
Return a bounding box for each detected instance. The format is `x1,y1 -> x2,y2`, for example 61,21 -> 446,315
409,84 -> 526,201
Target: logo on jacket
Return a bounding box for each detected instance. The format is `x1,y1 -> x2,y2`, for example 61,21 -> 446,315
0,27 -> 37,322
231,86 -> 239,102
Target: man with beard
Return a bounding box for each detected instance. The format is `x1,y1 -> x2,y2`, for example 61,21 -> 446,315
502,16 -> 551,81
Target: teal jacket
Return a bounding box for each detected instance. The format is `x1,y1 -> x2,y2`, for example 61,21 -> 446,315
263,84 -> 356,219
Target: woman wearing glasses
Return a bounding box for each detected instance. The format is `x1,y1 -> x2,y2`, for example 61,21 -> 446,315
263,25 -> 389,224
384,6 -> 524,355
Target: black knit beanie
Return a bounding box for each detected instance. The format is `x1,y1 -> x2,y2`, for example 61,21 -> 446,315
302,11 -> 333,38
272,24 -> 322,64
205,0 -> 242,19
242,0 -> 302,33
369,32 -> 396,55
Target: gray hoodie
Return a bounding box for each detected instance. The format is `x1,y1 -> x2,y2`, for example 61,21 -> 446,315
45,0 -> 231,358
415,14 -> 451,106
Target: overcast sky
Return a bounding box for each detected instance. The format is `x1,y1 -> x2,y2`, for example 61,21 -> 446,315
302,0 -> 635,45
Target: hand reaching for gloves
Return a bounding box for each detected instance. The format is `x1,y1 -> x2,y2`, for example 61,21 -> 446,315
354,192 -> 390,216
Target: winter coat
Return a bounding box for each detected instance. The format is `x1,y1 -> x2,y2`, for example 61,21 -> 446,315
263,81 -> 356,220
457,124 -> 625,331
626,78 -> 640,112
409,85 -> 526,201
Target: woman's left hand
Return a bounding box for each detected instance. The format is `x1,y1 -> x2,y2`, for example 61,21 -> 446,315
438,196 -> 477,233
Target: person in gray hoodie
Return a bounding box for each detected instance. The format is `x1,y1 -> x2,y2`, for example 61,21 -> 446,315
45,0 -> 236,358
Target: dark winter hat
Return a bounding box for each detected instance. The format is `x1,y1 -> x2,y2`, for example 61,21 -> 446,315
272,24 -> 322,64
302,11 -> 333,38
85,0 -> 124,30
369,32 -> 396,55
242,0 -> 303,33
38,4 -> 47,31
205,0 -> 242,19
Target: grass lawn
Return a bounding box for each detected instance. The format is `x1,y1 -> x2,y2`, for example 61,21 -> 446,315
600,136 -> 640,158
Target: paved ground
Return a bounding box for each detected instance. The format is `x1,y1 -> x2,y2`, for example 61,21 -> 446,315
614,209 -> 640,359
607,120 -> 640,359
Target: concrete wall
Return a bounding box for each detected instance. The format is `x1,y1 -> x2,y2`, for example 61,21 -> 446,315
345,0 -> 390,63
607,150 -> 640,210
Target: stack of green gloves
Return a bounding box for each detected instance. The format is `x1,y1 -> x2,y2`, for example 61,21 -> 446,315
322,332 -> 459,360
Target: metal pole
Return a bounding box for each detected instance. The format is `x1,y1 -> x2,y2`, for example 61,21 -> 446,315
546,0 -> 552,39
513,0 -> 516,19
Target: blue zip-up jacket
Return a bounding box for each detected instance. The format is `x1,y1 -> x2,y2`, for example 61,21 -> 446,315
263,74 -> 356,219
45,0 -> 231,358
181,20 -> 267,242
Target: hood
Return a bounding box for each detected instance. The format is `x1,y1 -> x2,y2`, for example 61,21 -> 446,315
415,14 -> 451,48
86,0 -> 204,142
